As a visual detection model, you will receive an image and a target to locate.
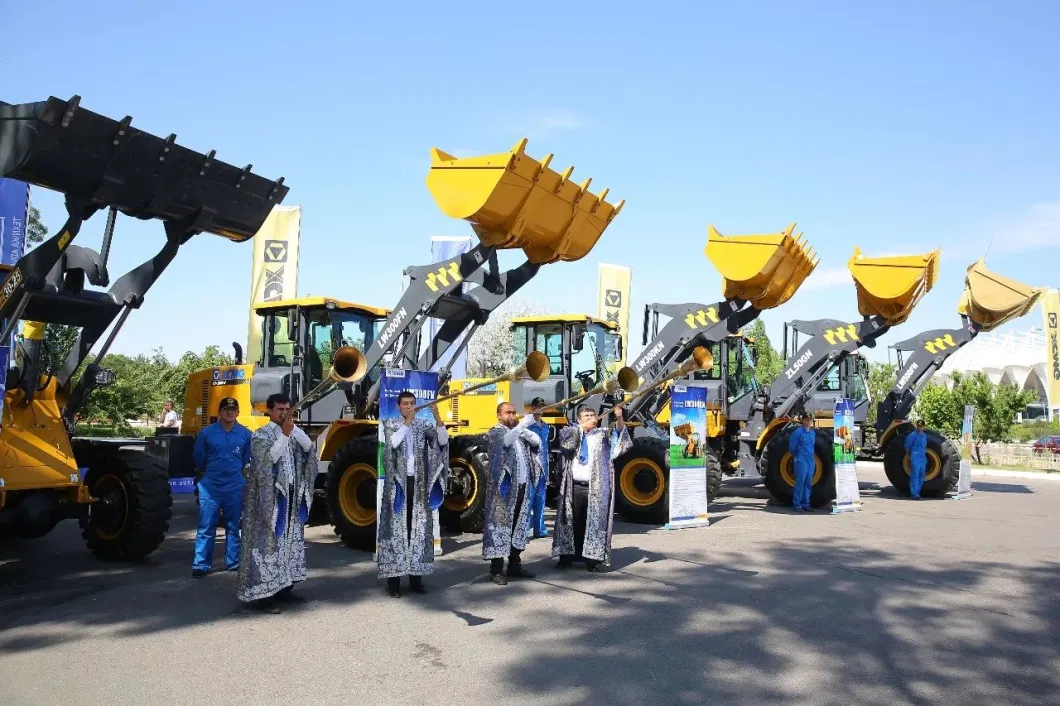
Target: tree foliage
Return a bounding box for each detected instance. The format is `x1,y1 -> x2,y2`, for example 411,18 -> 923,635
467,297 -> 548,378
914,371 -> 1037,462
866,361 -> 897,426
745,319 -> 783,386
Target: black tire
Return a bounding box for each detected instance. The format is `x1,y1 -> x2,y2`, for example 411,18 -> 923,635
614,437 -> 669,524
439,438 -> 488,534
706,449 -> 723,504
325,436 -> 379,552
883,427 -> 959,497
80,449 -> 173,561
761,426 -> 836,508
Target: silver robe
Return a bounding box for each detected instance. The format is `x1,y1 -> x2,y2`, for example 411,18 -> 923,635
482,421 -> 541,560
237,423 -> 317,602
377,417 -> 449,579
551,424 -> 632,565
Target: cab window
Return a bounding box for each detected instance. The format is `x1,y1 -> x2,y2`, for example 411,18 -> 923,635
534,325 -> 564,376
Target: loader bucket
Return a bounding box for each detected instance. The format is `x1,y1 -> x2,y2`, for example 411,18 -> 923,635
957,258 -> 1042,331
0,96 -> 288,241
425,138 -> 623,264
847,246 -> 941,325
704,223 -> 818,309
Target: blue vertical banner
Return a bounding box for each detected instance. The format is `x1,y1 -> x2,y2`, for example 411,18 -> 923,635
0,179 -> 30,417
832,398 -> 862,512
666,384 -> 710,529
375,368 -> 442,557
429,236 -> 473,378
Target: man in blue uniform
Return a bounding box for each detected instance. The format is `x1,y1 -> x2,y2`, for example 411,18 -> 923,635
526,397 -> 550,538
904,419 -> 928,500
788,413 -> 816,512
192,396 -> 252,577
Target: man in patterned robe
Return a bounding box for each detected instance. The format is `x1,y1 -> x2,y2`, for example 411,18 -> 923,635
237,393 -> 318,613
377,391 -> 449,597
483,401 -> 540,586
552,404 -> 631,571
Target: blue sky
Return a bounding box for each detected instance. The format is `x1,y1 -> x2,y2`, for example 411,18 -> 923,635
4,1 -> 1058,366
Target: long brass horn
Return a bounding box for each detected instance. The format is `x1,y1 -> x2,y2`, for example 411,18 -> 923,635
601,346 -> 714,422
533,365 -> 640,415
292,346 -> 369,413
414,351 -> 551,411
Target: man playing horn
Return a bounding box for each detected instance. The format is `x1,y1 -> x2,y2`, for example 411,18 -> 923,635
552,404 -> 631,571
482,401 -> 541,585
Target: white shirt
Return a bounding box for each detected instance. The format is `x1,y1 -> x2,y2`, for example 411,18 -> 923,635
504,415 -> 540,486
267,423 -> 313,487
391,420 -> 449,476
571,429 -> 601,483
162,410 -> 178,428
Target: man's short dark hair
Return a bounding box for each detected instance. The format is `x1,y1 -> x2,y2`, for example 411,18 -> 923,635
576,404 -> 595,417
398,391 -> 416,404
497,401 -> 515,414
267,393 -> 292,409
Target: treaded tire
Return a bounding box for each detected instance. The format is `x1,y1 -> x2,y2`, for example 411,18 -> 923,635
883,427 -> 959,497
761,426 -> 836,508
325,436 -> 378,552
439,438 -> 488,534
80,449 -> 173,561
614,436 -> 669,524
706,449 -> 723,504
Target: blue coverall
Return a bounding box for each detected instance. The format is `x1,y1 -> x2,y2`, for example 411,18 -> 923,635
904,429 -> 928,498
788,426 -> 816,510
192,421 -> 252,572
527,420 -> 550,537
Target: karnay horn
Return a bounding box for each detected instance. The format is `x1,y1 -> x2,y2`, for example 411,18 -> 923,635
533,365 -> 640,415
600,346 -> 714,422
292,346 -> 368,412
414,351 -> 551,411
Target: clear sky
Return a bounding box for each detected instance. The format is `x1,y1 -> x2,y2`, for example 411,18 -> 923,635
4,1 -> 1058,366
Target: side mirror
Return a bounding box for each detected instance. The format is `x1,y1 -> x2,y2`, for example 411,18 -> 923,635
94,367 -> 117,386
571,326 -> 585,353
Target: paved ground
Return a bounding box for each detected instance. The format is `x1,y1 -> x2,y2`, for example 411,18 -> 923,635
1,464 -> 1058,705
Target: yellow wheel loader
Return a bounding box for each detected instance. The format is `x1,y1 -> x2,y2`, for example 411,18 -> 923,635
157,139 -> 624,550
0,95 -> 287,559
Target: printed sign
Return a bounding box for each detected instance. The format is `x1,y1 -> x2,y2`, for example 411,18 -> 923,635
954,404 -> 974,499
832,398 -> 861,512
0,179 -> 29,421
376,368 -> 443,557
665,384 -> 710,529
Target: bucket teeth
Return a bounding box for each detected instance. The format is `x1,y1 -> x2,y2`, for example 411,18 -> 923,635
704,222 -> 817,310
956,258 -> 1042,331
425,138 -> 621,264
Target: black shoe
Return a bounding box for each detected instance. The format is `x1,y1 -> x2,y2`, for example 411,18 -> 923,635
585,561 -> 600,572
491,573 -> 509,586
386,578 -> 402,597
275,588 -> 306,604
253,599 -> 281,614
409,576 -> 428,594
557,556 -> 574,568
507,565 -> 535,579
192,569 -> 207,579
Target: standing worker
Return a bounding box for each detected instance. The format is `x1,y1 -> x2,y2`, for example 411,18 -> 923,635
161,400 -> 179,430
787,412 -> 816,512
526,397 -> 550,538
904,419 -> 928,500
191,397 -> 251,578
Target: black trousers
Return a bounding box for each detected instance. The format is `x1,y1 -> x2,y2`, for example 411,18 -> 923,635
387,475 -> 422,587
490,482 -> 526,575
560,481 -> 596,567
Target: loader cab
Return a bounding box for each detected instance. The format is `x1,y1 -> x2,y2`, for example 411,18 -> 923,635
253,297 -> 389,425
510,314 -> 623,411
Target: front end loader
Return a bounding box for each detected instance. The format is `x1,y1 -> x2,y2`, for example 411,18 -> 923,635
0,95 -> 287,559
740,246 -> 940,507
866,259 -> 1041,496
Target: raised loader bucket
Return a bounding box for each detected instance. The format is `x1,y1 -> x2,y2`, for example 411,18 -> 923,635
957,258 -> 1042,331
704,223 -> 818,310
847,246 -> 940,325
0,95 -> 288,240
425,138 -> 623,264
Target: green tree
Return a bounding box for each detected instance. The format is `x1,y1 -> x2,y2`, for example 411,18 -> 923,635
866,361 -> 897,426
745,319 -> 783,386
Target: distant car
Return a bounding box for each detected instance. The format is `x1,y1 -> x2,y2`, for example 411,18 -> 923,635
1031,435 -> 1060,455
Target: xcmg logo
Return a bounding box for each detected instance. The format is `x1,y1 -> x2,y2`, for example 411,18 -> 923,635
635,340 -> 665,373
261,240 -> 288,302
784,349 -> 813,380
1051,331 -> 1059,382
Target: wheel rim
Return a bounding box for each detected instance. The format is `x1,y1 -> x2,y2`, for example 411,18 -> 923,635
90,473 -> 129,541
338,463 -> 377,527
903,449 -> 942,481
779,452 -> 823,487
619,458 -> 665,507
444,457 -> 478,513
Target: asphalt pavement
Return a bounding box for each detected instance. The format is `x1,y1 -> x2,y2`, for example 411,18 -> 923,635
1,464 -> 1058,705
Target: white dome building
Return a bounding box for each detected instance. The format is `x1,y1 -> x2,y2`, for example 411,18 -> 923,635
934,327 -> 1054,421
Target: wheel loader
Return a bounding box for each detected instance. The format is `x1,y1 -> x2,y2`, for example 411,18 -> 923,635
861,258 -> 1042,496
156,139 -> 624,549
0,95 -> 287,559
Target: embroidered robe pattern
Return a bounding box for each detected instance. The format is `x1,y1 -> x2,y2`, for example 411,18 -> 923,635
482,423 -> 540,560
